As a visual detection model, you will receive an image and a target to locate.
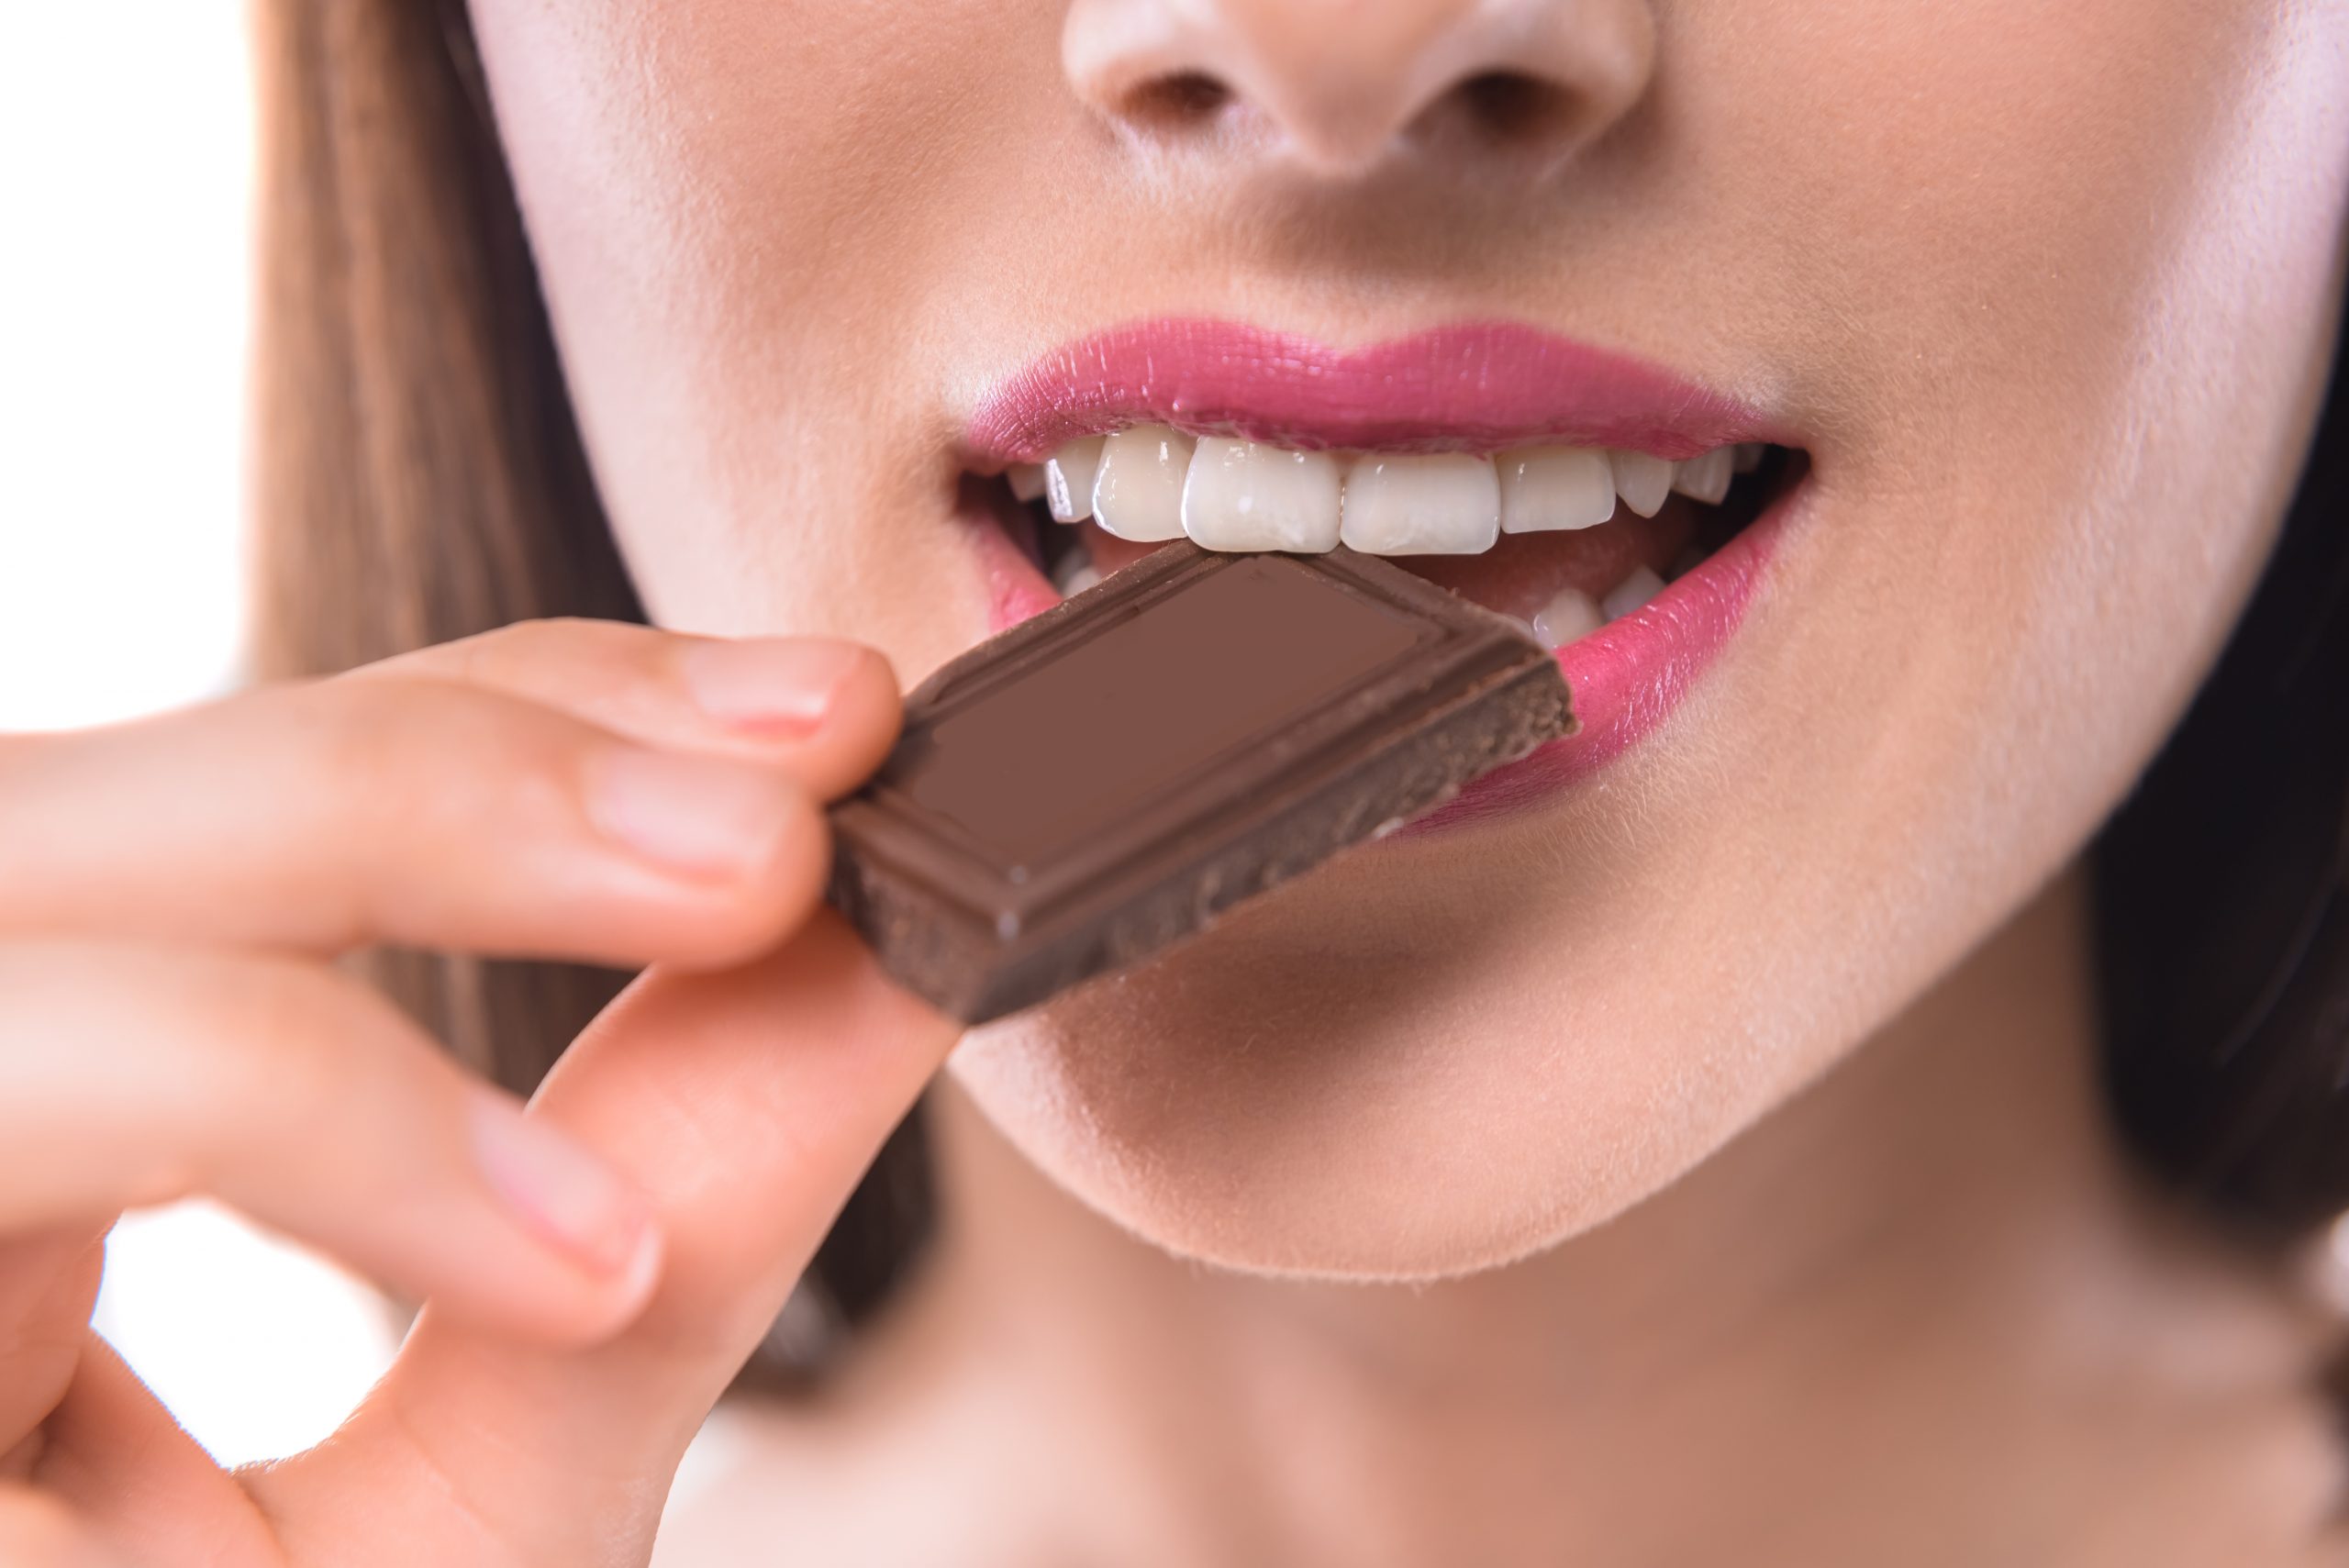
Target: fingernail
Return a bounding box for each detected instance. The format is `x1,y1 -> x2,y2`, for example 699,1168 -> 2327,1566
470,1096 -> 659,1281
679,637 -> 867,731
584,748 -> 794,877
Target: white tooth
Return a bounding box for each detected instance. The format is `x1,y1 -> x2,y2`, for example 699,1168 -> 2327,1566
1340,453 -> 1499,554
1090,424 -> 1195,541
1056,562 -> 1103,596
1045,437 -> 1107,522
1498,446 -> 1616,533
1672,447 -> 1734,506
1181,439 -> 1343,552
1601,564 -> 1666,621
1609,450 -> 1675,518
1008,463 -> 1047,503
1732,442 -> 1765,473
1050,530 -> 1097,595
1531,586 -> 1604,650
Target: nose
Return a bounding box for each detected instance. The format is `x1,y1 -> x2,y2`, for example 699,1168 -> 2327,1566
1063,0 -> 1656,180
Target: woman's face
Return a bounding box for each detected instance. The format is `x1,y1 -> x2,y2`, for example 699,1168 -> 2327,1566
466,0 -> 2349,1276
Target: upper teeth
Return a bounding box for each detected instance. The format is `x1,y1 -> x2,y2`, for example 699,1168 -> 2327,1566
1608,450 -> 1675,519
1010,434 -> 1761,557
1670,446 -> 1734,506
1182,439 -> 1346,553
1341,452 -> 1499,555
1499,446 -> 1616,534
1092,425 -> 1196,541
1043,436 -> 1107,523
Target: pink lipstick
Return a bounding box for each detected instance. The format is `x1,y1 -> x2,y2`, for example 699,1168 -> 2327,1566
967,318 -> 1791,464
963,317 -> 1808,827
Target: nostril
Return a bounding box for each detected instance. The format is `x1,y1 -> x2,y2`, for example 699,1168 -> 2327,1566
1448,71 -> 1574,147
1063,0 -> 1656,176
1117,70 -> 1236,136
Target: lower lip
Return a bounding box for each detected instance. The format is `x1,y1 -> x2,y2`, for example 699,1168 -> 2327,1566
966,473 -> 1799,831
1408,479 -> 1798,834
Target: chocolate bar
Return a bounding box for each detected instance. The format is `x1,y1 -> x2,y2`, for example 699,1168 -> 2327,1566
827,543 -> 1573,1023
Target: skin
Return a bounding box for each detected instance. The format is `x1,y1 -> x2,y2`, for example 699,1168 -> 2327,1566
0,627 -> 963,1565
462,0 -> 2349,1277
3,0 -> 2347,1563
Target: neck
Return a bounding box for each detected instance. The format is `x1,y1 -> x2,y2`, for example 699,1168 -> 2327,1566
913,864 -> 2334,1563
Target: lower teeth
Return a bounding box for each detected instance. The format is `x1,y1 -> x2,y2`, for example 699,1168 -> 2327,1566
1531,587 -> 1604,649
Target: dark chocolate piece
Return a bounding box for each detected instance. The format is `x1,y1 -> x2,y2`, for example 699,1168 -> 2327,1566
827,543 -> 1573,1023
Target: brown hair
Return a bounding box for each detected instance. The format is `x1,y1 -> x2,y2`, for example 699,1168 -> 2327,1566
250,0 -> 2349,1373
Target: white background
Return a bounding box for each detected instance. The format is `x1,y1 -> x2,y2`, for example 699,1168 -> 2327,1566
1,4 -> 401,1466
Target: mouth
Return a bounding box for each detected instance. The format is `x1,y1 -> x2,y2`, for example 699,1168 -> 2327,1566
955,318 -> 1811,826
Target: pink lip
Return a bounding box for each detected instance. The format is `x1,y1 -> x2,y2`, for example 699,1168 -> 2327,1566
1407,484 -> 1791,833
964,317 -> 1804,824
965,317 -> 1789,462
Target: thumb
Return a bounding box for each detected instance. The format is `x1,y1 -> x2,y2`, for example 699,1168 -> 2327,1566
261,910 -> 959,1566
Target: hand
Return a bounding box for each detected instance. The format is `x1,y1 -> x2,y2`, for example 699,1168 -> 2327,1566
0,620 -> 961,1566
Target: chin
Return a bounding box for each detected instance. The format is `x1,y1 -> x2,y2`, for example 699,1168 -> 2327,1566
944,808 -> 1781,1282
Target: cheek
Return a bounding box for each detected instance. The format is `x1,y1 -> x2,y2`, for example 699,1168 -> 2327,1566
1740,0 -> 2349,889
946,835 -> 1792,1277
462,0 -> 1028,647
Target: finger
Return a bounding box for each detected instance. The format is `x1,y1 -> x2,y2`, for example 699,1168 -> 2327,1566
355,619 -> 902,799
39,1335 -> 284,1568
0,1486 -> 127,1568
0,940 -> 664,1347
0,1228 -> 104,1459
266,914 -> 959,1566
26,1337 -> 269,1568
0,672 -> 848,970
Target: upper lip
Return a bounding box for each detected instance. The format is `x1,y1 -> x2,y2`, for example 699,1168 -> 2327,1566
963,317 -> 1792,466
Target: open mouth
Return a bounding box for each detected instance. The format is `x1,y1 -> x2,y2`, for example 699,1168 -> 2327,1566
955,319 -> 1811,817
986,432 -> 1803,654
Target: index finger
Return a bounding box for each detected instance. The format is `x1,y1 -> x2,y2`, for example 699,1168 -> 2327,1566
0,664 -> 885,970
356,619 -> 903,801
